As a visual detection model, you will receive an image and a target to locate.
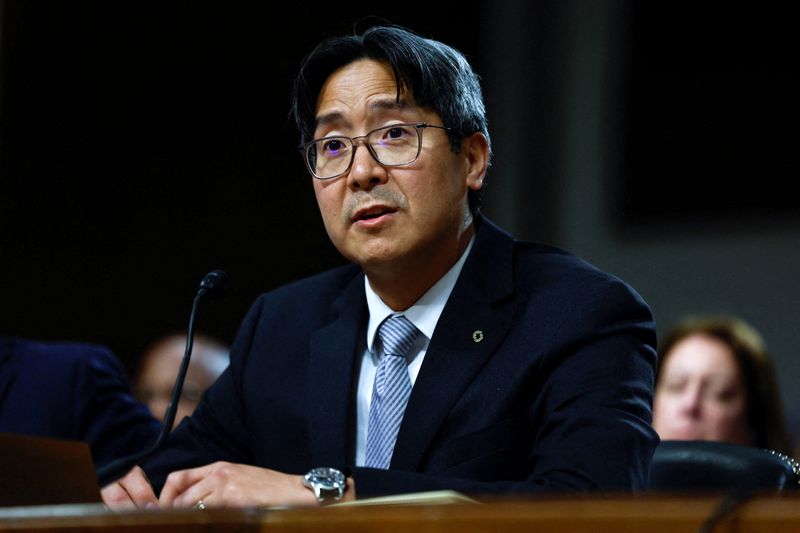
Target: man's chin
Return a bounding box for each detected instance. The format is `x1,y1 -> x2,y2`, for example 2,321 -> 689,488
353,251 -> 405,272
335,234 -> 405,267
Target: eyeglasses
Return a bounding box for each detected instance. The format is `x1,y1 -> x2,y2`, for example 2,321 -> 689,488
300,122 -> 455,180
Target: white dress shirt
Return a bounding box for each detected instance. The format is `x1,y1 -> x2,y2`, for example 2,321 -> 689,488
354,236 -> 475,466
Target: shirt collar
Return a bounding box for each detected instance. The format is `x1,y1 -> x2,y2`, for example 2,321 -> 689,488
365,235 -> 475,354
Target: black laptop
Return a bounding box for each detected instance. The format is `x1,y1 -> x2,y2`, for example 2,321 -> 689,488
0,432 -> 102,507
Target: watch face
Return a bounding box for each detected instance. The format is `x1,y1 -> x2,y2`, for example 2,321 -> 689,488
305,467 -> 345,488
304,467 -> 346,502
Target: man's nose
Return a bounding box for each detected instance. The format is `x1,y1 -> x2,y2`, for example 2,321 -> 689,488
347,143 -> 388,191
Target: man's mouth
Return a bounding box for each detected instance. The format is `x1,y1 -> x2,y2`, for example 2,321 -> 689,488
352,205 -> 398,223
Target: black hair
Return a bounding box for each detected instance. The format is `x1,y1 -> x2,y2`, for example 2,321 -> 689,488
291,25 -> 491,213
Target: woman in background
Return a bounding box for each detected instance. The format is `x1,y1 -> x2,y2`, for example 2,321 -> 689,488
652,315 -> 793,456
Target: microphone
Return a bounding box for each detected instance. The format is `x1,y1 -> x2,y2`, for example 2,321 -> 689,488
197,269 -> 228,298
97,270 -> 228,487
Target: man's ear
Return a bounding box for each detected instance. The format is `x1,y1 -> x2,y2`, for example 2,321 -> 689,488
461,132 -> 489,191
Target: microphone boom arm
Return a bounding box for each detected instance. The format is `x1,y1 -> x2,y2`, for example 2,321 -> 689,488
96,270 -> 227,486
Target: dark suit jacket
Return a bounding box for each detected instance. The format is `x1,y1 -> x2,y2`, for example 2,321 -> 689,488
0,336 -> 161,471
143,218 -> 659,497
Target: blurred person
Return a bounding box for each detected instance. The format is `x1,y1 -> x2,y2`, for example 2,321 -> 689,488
652,315 -> 792,455
0,335 -> 161,470
134,332 -> 229,427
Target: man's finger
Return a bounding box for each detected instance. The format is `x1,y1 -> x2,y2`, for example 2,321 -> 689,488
159,464 -> 213,506
171,480 -> 214,509
102,466 -> 158,509
101,482 -> 136,510
118,466 -> 158,508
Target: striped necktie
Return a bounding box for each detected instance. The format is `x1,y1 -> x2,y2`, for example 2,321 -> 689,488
364,315 -> 420,469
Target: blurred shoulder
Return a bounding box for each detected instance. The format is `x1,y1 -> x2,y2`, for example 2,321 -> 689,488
0,335 -> 123,374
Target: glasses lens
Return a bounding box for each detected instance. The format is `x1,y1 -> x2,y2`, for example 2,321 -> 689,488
305,124 -> 423,179
307,137 -> 352,179
369,124 -> 420,166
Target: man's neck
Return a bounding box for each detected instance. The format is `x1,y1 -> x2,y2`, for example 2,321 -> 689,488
365,222 -> 475,311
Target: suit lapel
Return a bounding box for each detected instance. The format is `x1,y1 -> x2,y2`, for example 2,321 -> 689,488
306,273 -> 367,468
391,219 -> 517,470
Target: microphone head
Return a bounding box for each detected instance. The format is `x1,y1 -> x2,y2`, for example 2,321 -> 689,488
198,269 -> 228,296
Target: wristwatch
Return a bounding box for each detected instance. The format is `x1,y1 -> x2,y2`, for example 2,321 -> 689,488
303,467 -> 347,503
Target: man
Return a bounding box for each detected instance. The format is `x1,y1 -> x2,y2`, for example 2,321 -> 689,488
134,332 -> 230,428
0,335 -> 161,471
103,25 -> 658,508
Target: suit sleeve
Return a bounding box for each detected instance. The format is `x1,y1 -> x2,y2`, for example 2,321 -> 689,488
74,346 -> 162,471
351,277 -> 659,498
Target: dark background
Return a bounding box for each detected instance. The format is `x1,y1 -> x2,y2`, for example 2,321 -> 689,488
0,2 -> 483,372
1,1 -> 796,377
617,3 -> 796,230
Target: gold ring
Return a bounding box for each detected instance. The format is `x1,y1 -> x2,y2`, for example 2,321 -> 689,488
195,500 -> 207,511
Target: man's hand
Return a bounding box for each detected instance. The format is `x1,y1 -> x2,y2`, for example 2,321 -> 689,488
158,462 -> 321,508
101,466 -> 159,510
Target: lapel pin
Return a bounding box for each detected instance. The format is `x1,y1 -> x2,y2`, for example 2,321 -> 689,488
472,330 -> 484,343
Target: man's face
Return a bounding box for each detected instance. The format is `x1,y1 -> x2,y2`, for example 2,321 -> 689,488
311,59 -> 484,276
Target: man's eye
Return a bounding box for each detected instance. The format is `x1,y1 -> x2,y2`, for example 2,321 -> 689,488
322,139 -> 347,155
383,126 -> 412,141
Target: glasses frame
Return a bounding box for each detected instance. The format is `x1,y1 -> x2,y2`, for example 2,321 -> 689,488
300,122 -> 456,180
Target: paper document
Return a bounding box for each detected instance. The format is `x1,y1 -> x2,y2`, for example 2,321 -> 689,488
332,490 -> 478,507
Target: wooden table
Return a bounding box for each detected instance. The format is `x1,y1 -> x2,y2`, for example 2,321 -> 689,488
1,494 -> 799,532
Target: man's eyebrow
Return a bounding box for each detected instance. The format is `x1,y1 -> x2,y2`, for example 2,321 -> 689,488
368,98 -> 412,112
315,112 -> 345,129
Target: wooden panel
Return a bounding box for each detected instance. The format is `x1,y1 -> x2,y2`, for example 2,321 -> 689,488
2,495 -> 800,533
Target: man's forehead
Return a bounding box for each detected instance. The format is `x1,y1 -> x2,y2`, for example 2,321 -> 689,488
313,59 -> 422,124
314,97 -> 417,128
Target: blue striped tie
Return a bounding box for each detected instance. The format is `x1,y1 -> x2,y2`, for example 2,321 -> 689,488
364,315 -> 420,469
